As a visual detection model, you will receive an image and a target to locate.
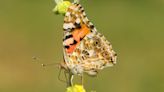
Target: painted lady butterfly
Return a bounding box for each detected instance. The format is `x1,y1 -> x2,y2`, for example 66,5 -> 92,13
59,2 -> 117,86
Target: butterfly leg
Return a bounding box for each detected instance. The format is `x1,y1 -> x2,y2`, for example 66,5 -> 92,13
67,73 -> 73,87
70,74 -> 74,86
58,67 -> 67,83
80,74 -> 84,85
64,70 -> 68,82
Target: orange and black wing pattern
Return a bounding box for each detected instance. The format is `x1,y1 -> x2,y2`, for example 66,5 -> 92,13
62,3 -> 117,76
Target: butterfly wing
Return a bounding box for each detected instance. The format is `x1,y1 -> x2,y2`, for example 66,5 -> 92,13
63,3 -> 117,76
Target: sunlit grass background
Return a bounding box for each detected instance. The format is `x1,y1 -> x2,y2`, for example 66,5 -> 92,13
0,0 -> 164,92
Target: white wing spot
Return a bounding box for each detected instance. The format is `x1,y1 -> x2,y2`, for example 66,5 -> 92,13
63,23 -> 75,29
82,12 -> 86,16
76,18 -> 81,24
65,12 -> 71,16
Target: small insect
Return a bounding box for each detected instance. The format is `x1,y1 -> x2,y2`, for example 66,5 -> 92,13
58,1 -> 117,86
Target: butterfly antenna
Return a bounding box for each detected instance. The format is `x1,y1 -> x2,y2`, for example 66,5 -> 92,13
41,63 -> 60,68
32,56 -> 60,68
32,56 -> 40,62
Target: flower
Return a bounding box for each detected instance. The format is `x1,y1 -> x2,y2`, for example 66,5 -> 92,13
66,85 -> 86,92
53,1 -> 71,15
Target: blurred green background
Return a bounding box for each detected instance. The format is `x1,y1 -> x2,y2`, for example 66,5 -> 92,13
0,0 -> 164,92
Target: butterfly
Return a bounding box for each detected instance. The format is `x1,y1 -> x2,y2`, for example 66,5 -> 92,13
59,2 -> 117,86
